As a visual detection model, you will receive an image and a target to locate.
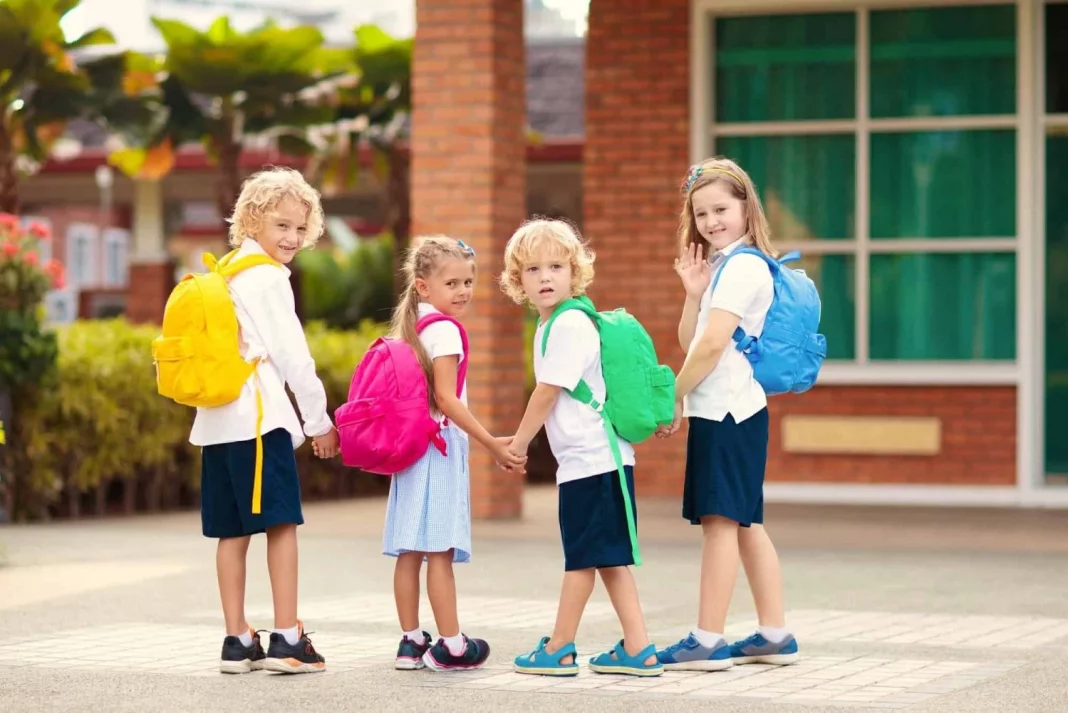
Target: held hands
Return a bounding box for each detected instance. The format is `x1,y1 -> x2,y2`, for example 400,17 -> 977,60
311,427 -> 340,459
654,401 -> 684,439
674,242 -> 712,299
492,435 -> 528,473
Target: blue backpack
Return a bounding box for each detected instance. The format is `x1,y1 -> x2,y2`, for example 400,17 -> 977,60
710,248 -> 827,395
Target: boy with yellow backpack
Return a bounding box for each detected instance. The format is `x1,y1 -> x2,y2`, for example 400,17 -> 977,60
153,167 -> 338,675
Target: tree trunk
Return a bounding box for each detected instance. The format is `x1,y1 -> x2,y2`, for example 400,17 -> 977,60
0,123 -> 19,215
386,146 -> 411,301
66,482 -> 80,519
123,477 -> 137,514
95,482 -> 107,517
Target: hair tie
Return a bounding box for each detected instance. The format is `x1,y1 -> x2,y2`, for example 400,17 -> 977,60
457,239 -> 476,257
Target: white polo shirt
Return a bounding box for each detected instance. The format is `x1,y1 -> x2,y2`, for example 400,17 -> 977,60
533,309 -> 636,484
683,237 -> 774,423
190,239 -> 334,449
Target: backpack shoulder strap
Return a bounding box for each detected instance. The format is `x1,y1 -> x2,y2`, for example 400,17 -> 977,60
708,247 -> 797,350
203,250 -> 281,278
539,296 -> 597,356
415,313 -> 470,398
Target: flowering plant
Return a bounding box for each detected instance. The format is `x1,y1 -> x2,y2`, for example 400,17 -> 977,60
0,212 -> 62,390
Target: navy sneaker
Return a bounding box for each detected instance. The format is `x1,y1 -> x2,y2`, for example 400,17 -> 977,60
655,634 -> 733,671
396,631 -> 433,670
219,628 -> 267,674
263,620 -> 326,674
729,632 -> 800,665
422,635 -> 490,671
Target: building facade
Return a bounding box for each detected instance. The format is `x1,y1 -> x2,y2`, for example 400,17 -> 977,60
412,0 -> 1068,517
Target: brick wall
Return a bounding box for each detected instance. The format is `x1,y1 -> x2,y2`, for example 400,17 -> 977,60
767,386 -> 1016,486
584,0 -> 692,495
412,0 -> 528,518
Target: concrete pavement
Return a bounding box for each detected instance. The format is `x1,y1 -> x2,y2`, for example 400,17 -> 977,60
2,485 -> 1068,712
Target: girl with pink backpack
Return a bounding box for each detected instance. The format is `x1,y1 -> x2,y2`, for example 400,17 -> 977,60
341,235 -> 525,672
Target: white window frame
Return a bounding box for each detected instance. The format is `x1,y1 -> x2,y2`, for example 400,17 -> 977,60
691,0 -> 1031,387
101,227 -> 130,289
65,222 -> 100,290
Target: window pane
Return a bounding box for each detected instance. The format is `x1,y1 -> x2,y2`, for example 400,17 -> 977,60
795,254 -> 855,360
870,5 -> 1016,118
716,134 -> 855,240
715,13 -> 855,122
870,253 -> 1015,360
1046,134 -> 1068,472
1047,4 -> 1068,114
870,130 -> 1015,239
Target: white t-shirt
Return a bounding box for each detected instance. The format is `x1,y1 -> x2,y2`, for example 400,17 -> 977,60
683,238 -> 774,423
417,303 -> 468,437
533,309 -> 636,484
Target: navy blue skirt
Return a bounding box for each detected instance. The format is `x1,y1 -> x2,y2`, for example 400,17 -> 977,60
558,466 -> 637,571
683,409 -> 769,527
200,427 -> 304,539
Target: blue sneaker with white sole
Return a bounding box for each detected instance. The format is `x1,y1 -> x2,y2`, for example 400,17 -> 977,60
729,632 -> 800,665
655,634 -> 733,671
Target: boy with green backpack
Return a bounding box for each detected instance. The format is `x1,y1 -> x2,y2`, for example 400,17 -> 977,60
501,219 -> 676,678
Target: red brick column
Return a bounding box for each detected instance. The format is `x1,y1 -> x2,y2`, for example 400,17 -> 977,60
412,0 -> 527,519
585,0 -> 691,496
126,262 -> 175,324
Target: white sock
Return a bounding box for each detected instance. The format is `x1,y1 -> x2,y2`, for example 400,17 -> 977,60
275,625 -> 301,646
690,628 -> 724,648
758,626 -> 791,644
403,628 -> 423,642
443,633 -> 466,657
237,630 -> 253,648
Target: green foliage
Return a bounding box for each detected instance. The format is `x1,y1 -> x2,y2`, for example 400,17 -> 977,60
297,235 -> 395,329
11,318 -> 389,521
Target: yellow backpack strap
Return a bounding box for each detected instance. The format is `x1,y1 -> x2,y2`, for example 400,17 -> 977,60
198,249 -> 279,515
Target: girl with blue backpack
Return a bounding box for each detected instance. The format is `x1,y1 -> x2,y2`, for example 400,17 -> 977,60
655,157 -> 823,672
377,235 -> 526,672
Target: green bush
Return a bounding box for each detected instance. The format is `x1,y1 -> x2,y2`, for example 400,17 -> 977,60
298,235 -> 395,329
10,318 -> 389,522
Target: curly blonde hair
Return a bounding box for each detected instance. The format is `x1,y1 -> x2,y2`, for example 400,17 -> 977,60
390,235 -> 477,412
227,167 -> 325,248
677,156 -> 776,259
499,218 -> 595,305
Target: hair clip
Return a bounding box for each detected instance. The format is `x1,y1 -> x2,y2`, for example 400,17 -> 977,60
683,165 -> 704,193
457,239 -> 476,256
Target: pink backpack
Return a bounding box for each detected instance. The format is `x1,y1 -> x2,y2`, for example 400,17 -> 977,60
335,313 -> 468,475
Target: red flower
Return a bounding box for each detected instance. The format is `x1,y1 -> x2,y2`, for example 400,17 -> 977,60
24,251 -> 38,267
27,221 -> 50,240
0,213 -> 17,231
1,243 -> 17,258
44,259 -> 66,289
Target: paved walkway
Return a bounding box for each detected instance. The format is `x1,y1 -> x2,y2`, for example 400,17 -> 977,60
2,486 -> 1068,712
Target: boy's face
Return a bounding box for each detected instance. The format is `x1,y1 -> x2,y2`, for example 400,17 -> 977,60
416,256 -> 476,317
253,196 -> 308,264
520,247 -> 573,317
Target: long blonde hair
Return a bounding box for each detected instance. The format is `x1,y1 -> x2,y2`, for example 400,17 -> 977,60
389,235 -> 476,411
677,157 -> 776,259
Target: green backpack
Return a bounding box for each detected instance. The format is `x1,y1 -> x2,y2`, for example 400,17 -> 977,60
540,296 -> 676,565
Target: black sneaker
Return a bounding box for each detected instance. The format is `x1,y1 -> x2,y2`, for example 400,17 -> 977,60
422,635 -> 490,671
219,628 -> 267,674
396,631 -> 432,670
263,620 -> 326,674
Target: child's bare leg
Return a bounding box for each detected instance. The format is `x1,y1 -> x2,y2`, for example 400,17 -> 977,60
266,523 -> 299,629
394,552 -> 424,631
598,566 -> 656,664
738,525 -> 786,627
217,536 -> 252,634
698,515 -> 741,634
426,551 -> 459,637
544,569 -> 596,664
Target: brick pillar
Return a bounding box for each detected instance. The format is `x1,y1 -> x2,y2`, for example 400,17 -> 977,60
585,0 -> 690,497
126,263 -> 175,324
412,0 -> 527,518
126,180 -> 174,324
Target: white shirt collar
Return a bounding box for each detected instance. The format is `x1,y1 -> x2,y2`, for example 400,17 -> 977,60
236,237 -> 291,277
709,235 -> 749,265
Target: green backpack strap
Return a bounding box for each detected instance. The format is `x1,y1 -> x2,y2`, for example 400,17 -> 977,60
539,296 -> 642,567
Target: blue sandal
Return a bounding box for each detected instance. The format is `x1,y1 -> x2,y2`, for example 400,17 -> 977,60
588,640 -> 664,677
513,636 -> 580,676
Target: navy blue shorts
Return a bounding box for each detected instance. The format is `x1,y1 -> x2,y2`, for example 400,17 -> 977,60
200,428 -> 304,539
683,409 -> 769,527
558,466 -> 637,571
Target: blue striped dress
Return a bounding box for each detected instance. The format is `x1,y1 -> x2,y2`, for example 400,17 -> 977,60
382,426 -> 472,563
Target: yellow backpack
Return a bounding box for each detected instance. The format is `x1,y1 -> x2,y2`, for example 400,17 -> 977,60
152,249 -> 281,514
